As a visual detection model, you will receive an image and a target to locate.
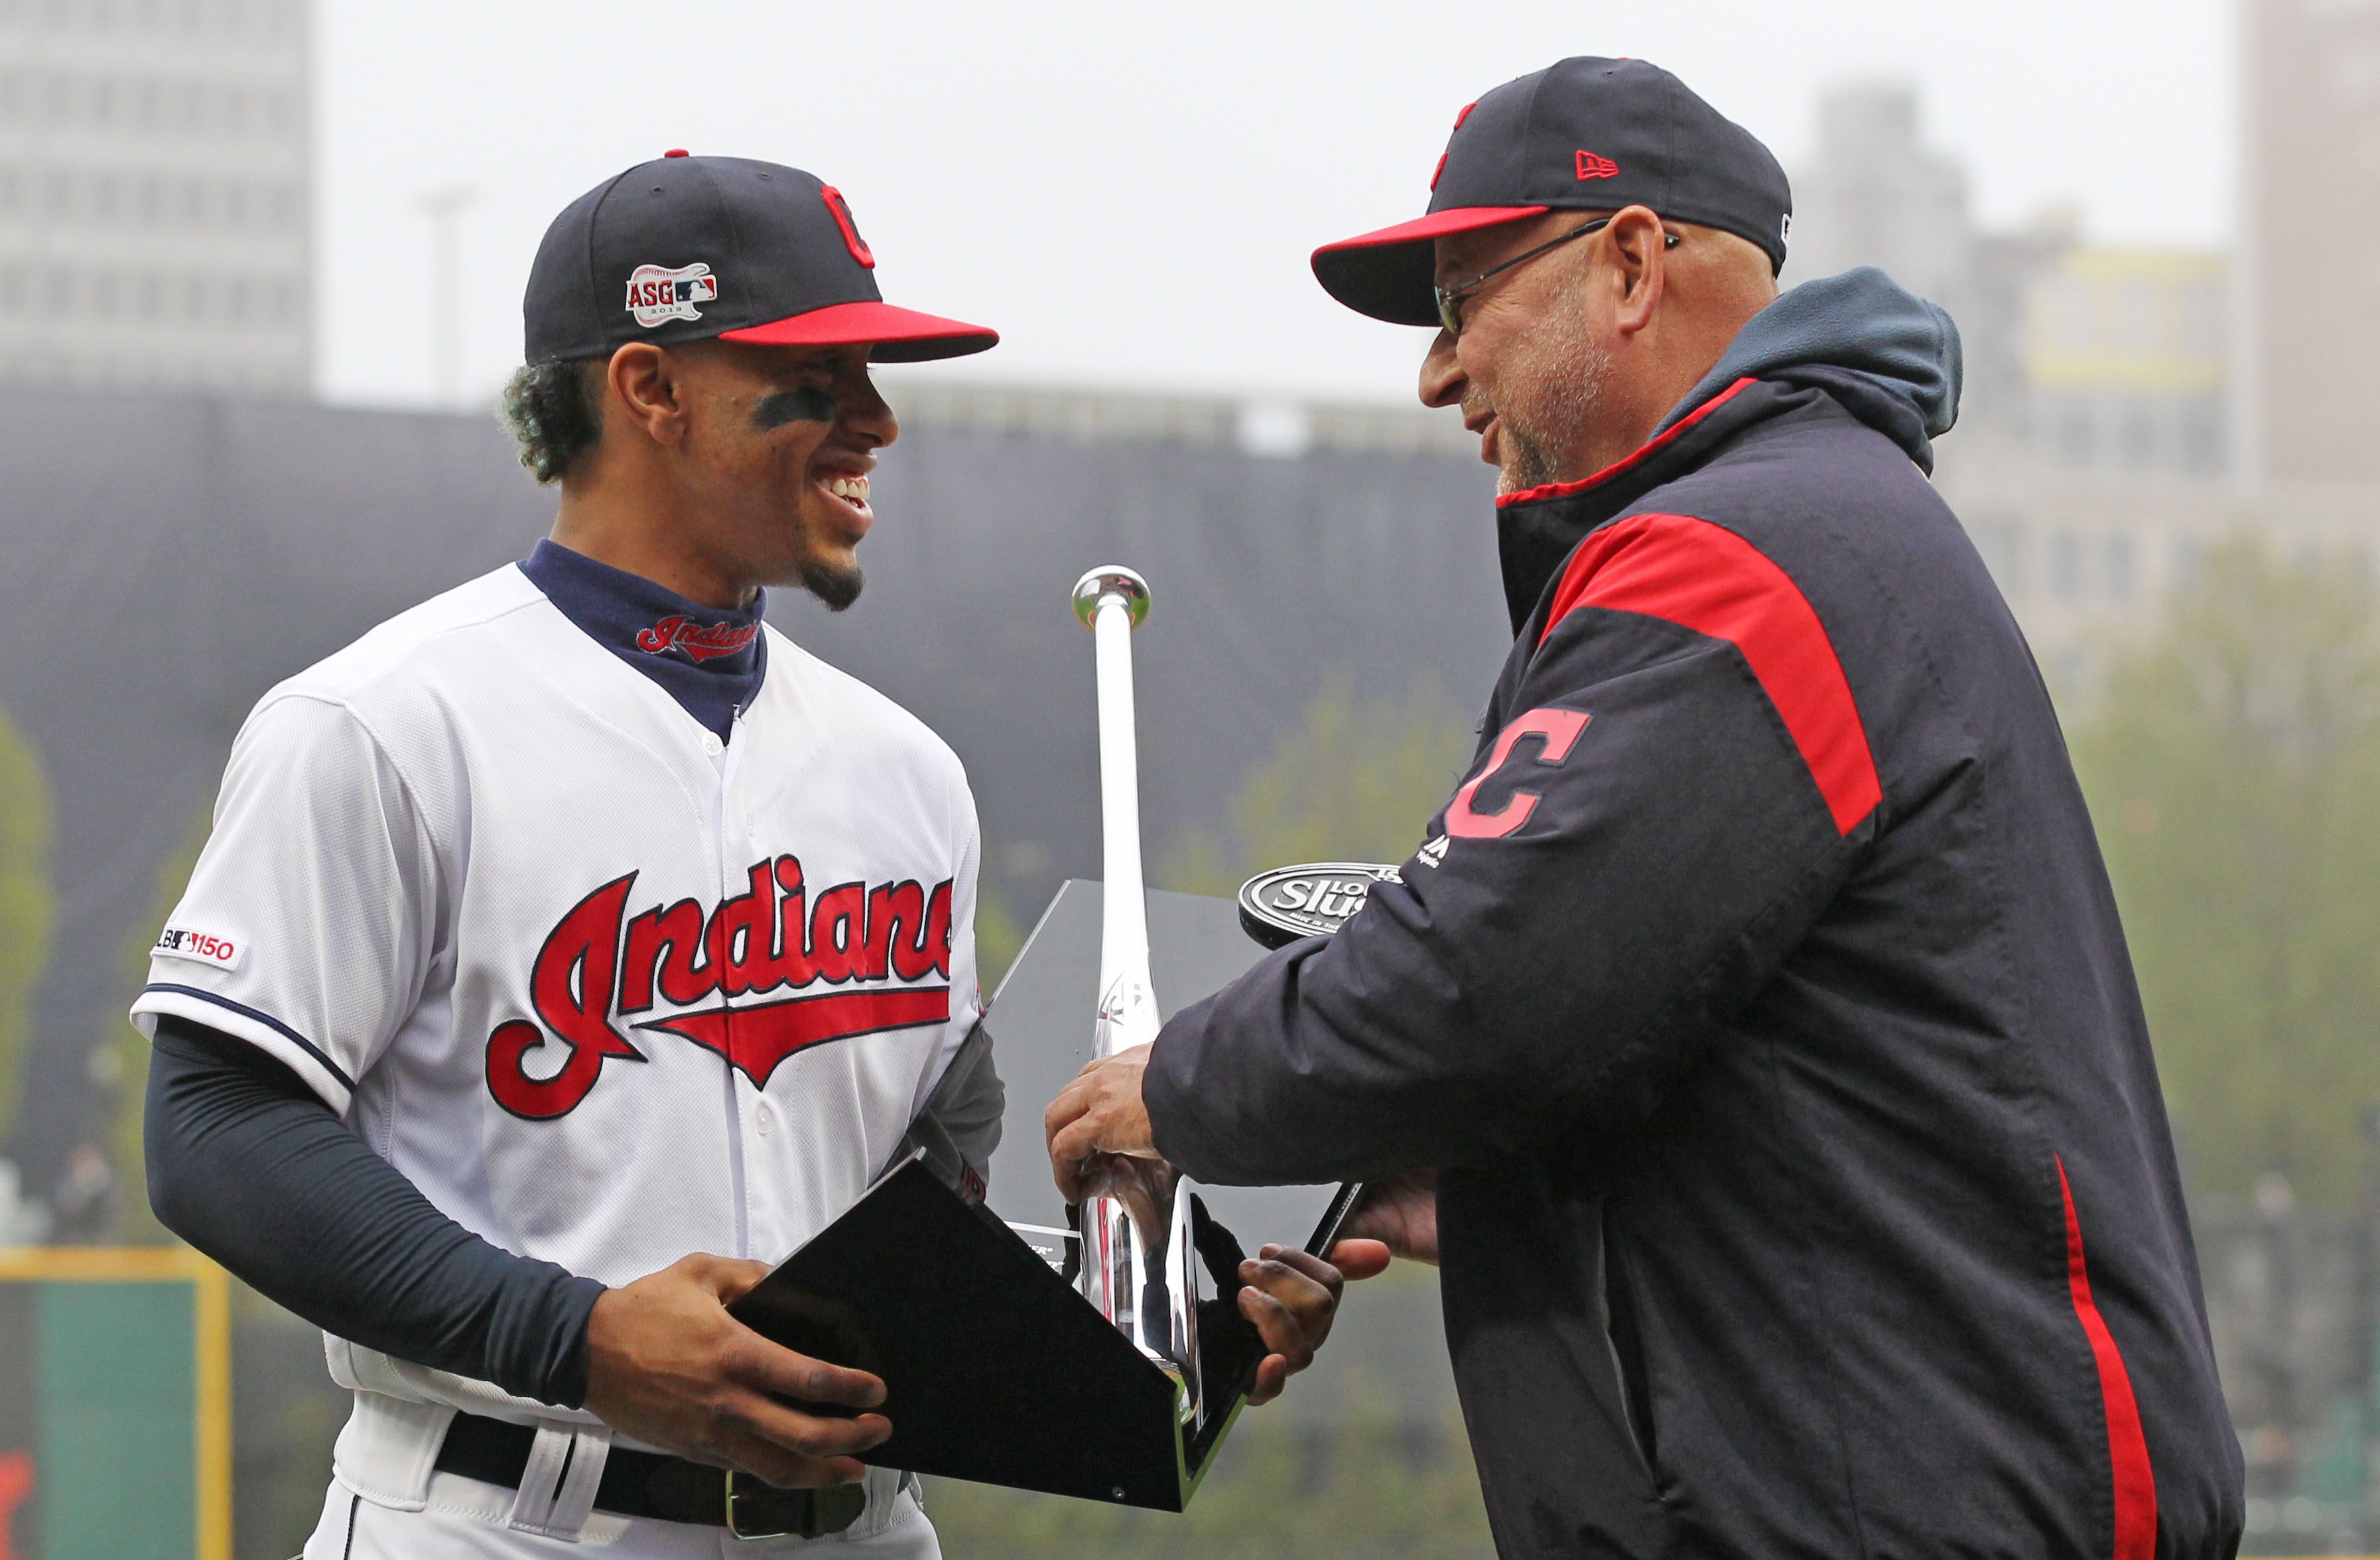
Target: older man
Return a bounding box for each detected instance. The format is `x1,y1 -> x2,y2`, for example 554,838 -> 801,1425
1049,58 -> 2244,1559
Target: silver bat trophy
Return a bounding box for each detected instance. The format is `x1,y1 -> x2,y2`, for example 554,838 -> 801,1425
1071,564 -> 1207,1425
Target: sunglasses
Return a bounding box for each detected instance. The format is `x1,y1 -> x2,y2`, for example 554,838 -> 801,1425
1433,216 -> 1680,338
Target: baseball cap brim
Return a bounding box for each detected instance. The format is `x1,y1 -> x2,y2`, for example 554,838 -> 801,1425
720,298 -> 999,363
1311,205 -> 1550,326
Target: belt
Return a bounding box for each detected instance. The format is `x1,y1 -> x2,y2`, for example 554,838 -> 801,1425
433,1411 -> 867,1539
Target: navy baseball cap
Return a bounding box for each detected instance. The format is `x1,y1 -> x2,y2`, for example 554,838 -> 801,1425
1313,58 -> 1792,326
523,151 -> 998,365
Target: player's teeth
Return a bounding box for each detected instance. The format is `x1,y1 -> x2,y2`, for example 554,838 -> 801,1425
826,476 -> 868,501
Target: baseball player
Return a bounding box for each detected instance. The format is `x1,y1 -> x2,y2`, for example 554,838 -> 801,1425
137,153 -> 1345,1556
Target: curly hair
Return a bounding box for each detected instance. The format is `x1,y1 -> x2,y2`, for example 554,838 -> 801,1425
498,358 -> 605,484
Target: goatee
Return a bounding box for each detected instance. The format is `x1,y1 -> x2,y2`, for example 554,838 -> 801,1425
803,560 -> 865,612
1501,425 -> 1563,493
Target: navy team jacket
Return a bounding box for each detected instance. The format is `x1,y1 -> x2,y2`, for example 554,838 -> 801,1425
1144,275 -> 2245,1560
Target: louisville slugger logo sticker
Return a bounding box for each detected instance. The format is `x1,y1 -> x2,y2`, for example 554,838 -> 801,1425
486,858 -> 953,1119
625,261 -> 718,327
1236,862 -> 1400,949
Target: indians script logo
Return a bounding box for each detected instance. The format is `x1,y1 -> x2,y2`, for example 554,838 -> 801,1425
625,261 -> 719,327
486,859 -> 954,1120
635,614 -> 761,663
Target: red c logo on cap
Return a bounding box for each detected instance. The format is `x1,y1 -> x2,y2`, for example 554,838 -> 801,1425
1433,102 -> 1477,191
819,186 -> 876,269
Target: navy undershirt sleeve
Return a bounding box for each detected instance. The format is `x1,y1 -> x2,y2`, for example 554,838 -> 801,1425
144,1015 -> 606,1407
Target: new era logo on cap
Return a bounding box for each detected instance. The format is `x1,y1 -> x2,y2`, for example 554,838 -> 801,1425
1575,151 -> 1620,180
626,262 -> 719,328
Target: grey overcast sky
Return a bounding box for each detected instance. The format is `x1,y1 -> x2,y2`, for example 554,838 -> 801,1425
318,0 -> 2229,410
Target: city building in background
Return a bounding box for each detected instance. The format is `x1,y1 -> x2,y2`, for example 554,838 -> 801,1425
2241,0 -> 2380,486
1770,75 -> 2369,700
0,0 -> 310,395
2021,247 -> 2229,478
1779,83 -> 1977,336
1782,79 -> 2234,480
1782,82 -> 2033,434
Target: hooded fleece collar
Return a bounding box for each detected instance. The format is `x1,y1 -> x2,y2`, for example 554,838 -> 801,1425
1656,265 -> 1961,470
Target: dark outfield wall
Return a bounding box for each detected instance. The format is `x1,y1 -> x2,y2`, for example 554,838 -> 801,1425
0,386 -> 1508,1183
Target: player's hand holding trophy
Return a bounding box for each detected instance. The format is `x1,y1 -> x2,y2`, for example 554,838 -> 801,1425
722,564 -> 1380,1510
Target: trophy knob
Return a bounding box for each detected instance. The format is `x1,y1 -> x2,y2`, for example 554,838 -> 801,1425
1073,566 -> 1150,631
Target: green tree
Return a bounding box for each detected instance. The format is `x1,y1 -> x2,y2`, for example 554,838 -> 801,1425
0,701 -> 55,1147
2071,539 -> 2380,1205
1157,678 -> 1478,895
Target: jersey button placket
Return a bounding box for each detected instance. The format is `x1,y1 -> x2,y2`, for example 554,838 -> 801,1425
712,715 -> 754,1258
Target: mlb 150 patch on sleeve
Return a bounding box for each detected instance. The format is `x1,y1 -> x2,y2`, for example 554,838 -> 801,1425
153,925 -> 245,972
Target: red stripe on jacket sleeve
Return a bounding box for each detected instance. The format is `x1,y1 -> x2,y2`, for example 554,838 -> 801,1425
1536,513 -> 1882,834
2058,1156 -> 2159,1560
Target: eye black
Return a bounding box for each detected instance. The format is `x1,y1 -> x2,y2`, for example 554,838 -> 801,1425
752,386 -> 838,430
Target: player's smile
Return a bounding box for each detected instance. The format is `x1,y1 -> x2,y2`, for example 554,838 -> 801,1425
795,432 -> 881,562
813,464 -> 873,527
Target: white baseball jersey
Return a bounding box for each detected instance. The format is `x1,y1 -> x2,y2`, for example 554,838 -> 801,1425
131,560 -> 982,1541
